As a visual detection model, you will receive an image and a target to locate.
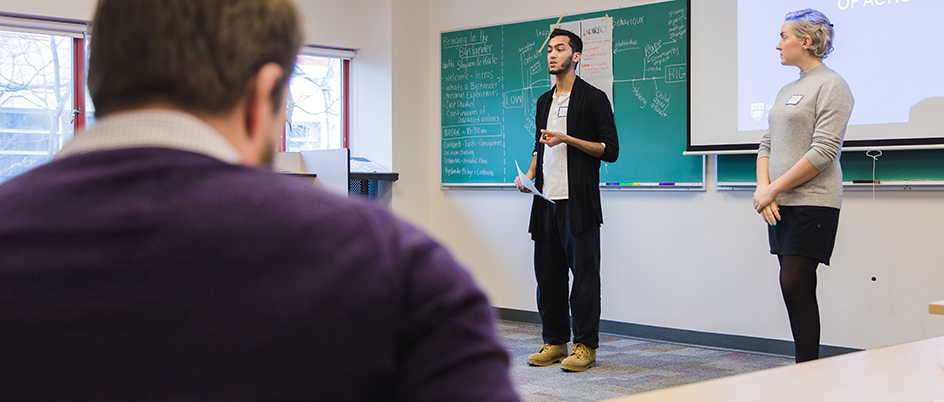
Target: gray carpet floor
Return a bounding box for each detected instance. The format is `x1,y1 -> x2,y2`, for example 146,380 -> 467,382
498,320 -> 792,402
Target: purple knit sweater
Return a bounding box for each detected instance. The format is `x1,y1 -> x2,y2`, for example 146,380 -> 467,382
0,148 -> 519,402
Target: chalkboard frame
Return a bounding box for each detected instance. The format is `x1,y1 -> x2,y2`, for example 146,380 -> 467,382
439,0 -> 704,190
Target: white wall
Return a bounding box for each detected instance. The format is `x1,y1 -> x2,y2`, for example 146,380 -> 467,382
0,0 -> 365,50
389,0 -> 431,226
349,1 -> 393,176
415,0 -> 944,351
1,0 -> 94,20
296,1 -> 364,50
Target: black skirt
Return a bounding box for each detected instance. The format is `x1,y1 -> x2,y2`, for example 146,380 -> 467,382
768,205 -> 840,265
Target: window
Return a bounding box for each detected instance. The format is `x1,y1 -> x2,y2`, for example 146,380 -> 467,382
0,15 -> 87,184
83,38 -> 95,128
283,47 -> 352,152
0,15 -> 353,184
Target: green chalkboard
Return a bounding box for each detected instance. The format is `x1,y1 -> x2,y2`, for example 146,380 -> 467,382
715,154 -> 757,184
717,150 -> 944,185
440,0 -> 702,187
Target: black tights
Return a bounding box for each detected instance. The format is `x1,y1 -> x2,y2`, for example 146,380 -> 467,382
778,254 -> 820,363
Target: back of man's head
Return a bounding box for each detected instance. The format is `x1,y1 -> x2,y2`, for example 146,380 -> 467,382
88,0 -> 303,118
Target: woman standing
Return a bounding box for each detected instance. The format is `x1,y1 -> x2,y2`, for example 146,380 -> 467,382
754,9 -> 853,363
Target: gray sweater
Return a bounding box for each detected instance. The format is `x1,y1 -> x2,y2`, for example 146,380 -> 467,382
758,64 -> 854,209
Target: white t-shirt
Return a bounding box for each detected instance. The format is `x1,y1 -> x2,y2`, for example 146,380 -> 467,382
543,91 -> 570,200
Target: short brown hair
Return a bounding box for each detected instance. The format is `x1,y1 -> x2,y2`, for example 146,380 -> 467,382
88,0 -> 303,117
550,28 -> 582,54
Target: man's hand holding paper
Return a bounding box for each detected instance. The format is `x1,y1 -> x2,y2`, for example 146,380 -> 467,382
515,160 -> 554,204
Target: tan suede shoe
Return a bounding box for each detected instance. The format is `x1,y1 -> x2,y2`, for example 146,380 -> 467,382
527,343 -> 568,366
561,342 -> 596,372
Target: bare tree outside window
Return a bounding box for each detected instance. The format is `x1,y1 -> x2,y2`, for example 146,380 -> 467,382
286,54 -> 342,151
0,30 -> 74,184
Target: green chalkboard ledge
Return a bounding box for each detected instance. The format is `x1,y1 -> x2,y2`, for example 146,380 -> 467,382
715,151 -> 944,191
440,180 -> 707,192
716,180 -> 944,191
440,183 -> 516,190
598,180 -> 706,192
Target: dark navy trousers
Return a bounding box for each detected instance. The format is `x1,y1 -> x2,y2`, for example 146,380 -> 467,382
533,199 -> 601,349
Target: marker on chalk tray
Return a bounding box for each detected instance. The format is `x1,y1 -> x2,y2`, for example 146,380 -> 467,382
852,180 -> 880,184
604,182 -> 619,186
658,182 -> 675,186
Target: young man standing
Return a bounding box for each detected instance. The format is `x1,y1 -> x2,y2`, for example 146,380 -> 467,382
515,28 -> 619,372
0,1 -> 519,400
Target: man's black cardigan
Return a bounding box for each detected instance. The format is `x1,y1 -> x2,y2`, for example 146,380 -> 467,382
529,75 -> 619,238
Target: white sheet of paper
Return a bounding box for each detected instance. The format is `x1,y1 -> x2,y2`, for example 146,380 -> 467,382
516,160 -> 554,204
558,18 -> 615,109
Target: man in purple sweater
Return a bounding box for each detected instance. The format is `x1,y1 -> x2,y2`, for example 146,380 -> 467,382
0,1 -> 519,401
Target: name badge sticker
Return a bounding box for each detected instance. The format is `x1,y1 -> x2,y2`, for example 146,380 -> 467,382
786,95 -> 804,105
558,106 -> 568,118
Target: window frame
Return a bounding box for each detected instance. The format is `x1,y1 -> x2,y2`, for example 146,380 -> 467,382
0,13 -> 89,132
282,46 -> 353,152
0,13 -> 88,183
